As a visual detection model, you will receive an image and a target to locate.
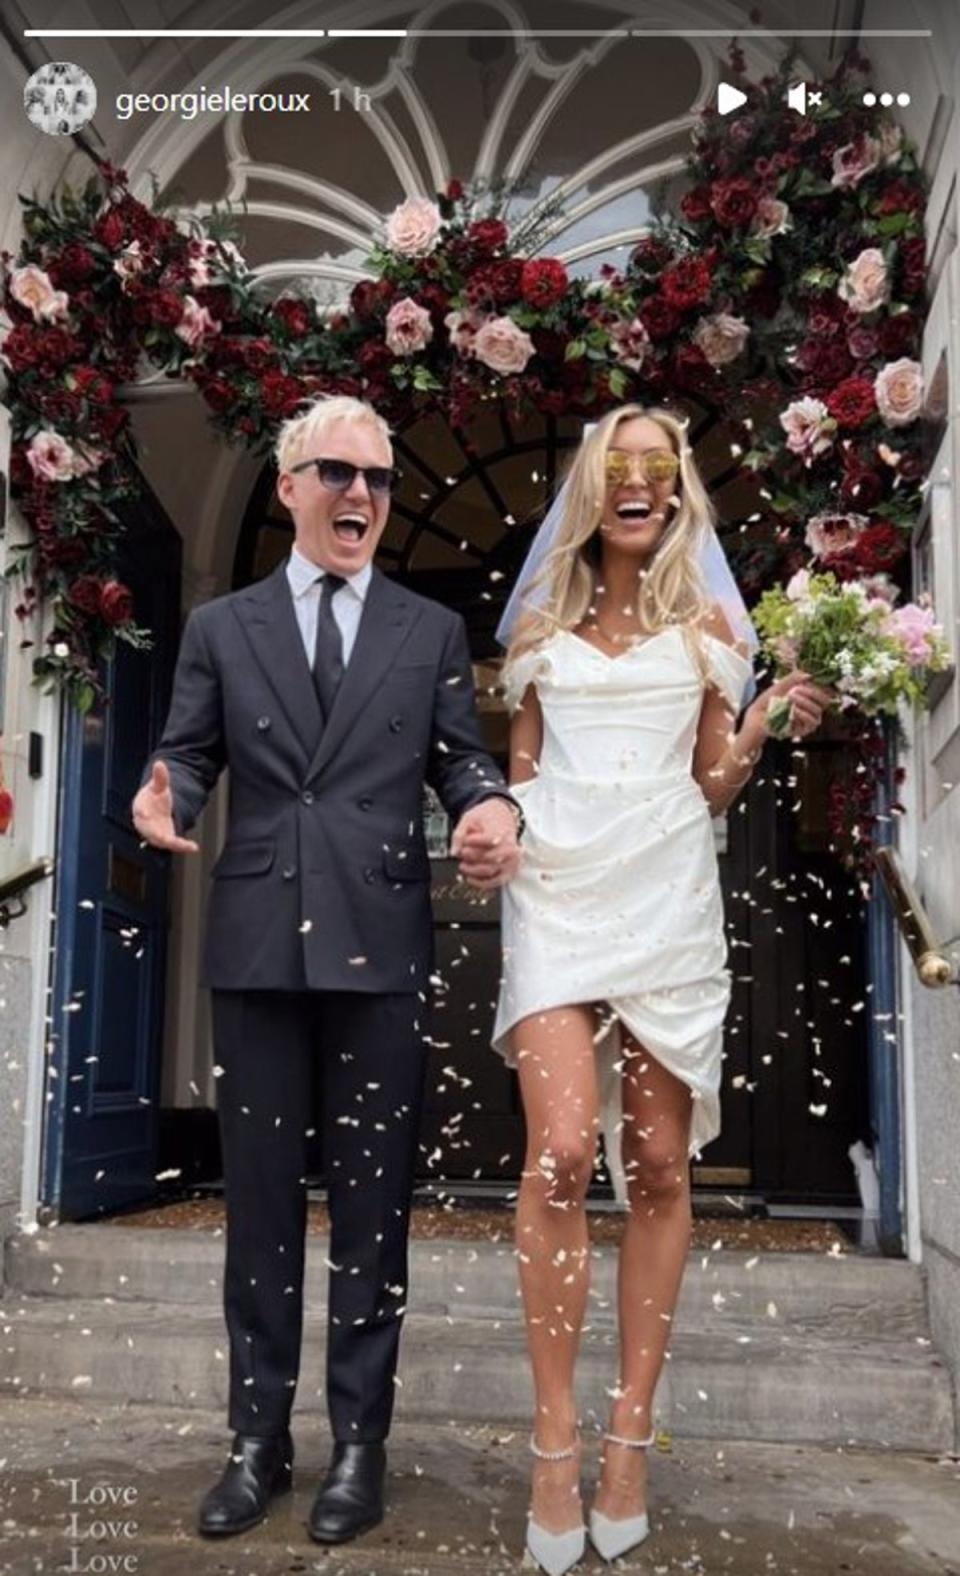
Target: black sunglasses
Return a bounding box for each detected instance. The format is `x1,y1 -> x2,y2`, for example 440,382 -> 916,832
289,457 -> 402,495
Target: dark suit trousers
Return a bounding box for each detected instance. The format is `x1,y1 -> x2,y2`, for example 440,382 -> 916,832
211,988 -> 430,1442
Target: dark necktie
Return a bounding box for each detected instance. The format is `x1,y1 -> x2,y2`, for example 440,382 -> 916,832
312,573 -> 346,722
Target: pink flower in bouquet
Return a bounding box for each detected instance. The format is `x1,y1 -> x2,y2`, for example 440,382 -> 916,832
861,573 -> 898,606
874,358 -> 924,426
883,601 -> 942,665
444,306 -> 489,355
472,315 -> 535,375
838,248 -> 889,315
187,239 -> 217,288
786,567 -> 812,603
610,316 -> 651,371
10,264 -> 69,322
113,240 -> 147,285
805,512 -> 870,559
385,197 -> 442,257
176,295 -> 221,346
26,430 -> 82,482
779,396 -> 834,464
692,311 -> 749,367
831,135 -> 880,190
749,196 -> 792,238
385,296 -> 434,355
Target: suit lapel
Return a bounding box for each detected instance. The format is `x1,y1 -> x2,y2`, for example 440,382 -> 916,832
306,565 -> 421,781
235,561 -> 322,757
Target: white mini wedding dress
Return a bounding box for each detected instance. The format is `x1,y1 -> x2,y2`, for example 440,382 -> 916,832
491,623 -> 753,1205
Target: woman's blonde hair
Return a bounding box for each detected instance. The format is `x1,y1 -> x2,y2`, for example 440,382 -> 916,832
273,394 -> 393,474
503,404 -> 714,677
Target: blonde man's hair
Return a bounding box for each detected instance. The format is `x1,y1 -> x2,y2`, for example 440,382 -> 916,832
273,394 -> 393,474
503,403 -> 716,686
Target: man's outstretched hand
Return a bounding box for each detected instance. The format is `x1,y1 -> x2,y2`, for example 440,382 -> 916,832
131,761 -> 199,854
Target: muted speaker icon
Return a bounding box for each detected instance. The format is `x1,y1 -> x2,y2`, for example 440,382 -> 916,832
786,80 -> 823,114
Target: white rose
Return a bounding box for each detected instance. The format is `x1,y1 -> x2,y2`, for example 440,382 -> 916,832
838,248 -> 889,315
385,196 -> 442,257
10,264 -> 69,322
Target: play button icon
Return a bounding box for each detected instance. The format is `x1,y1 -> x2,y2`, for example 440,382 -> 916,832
717,81 -> 748,115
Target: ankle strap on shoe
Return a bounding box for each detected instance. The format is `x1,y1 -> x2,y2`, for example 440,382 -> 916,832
603,1428 -> 656,1449
529,1428 -> 580,1461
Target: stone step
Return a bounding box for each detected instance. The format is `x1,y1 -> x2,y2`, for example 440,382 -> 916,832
0,1291 -> 952,1451
2,1227 -> 931,1338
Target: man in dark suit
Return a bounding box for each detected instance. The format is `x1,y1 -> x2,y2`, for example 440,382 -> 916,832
131,395 -> 522,1545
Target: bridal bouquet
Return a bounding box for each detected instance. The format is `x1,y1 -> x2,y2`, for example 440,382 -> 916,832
752,568 -> 951,738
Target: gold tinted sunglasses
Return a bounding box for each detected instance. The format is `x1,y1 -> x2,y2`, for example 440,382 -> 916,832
605,448 -> 680,487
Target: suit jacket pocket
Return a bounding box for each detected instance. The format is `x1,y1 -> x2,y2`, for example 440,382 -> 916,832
382,846 -> 432,882
211,841 -> 276,878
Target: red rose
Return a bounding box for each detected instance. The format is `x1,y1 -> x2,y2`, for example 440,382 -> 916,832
93,405 -> 128,441
807,300 -> 846,339
446,179 -> 464,201
660,256 -> 712,311
671,342 -> 712,392
36,327 -> 81,369
99,580 -> 134,626
520,257 -> 569,310
840,464 -> 884,510
67,576 -> 105,615
201,377 -> 236,413
640,295 -> 680,339
876,180 -> 924,217
680,185 -> 712,223
350,280 -> 383,319
879,311 -> 918,357
802,340 -> 854,384
242,337 -> 277,374
73,365 -> 114,403
94,207 -> 126,252
830,522 -> 906,576
0,324 -> 40,370
57,243 -> 98,282
709,176 -> 758,228
826,376 -> 877,429
260,370 -> 304,416
271,297 -> 312,337
899,237 -> 926,297
630,236 -> 670,271
467,218 -> 509,257
146,289 -> 186,328
358,339 -> 393,372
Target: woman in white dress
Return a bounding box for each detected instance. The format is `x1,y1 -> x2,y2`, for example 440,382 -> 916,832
484,406 -> 831,1575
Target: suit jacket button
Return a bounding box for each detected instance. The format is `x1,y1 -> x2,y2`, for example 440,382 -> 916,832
359,797 -> 373,811
256,716 -> 271,731
389,716 -> 403,732
301,790 -> 314,805
363,867 -> 376,883
282,865 -> 296,881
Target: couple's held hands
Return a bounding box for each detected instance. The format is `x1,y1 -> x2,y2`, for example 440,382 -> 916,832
130,761 -> 199,854
451,798 -> 523,891
743,669 -> 836,750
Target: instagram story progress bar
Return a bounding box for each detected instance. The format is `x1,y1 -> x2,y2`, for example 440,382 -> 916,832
24,26 -> 932,37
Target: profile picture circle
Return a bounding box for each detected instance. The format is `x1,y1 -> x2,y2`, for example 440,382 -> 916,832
24,62 -> 97,137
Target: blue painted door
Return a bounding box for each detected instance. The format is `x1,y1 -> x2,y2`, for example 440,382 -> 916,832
43,495 -> 181,1219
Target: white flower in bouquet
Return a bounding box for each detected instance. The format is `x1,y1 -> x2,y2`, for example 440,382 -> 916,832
753,569 -> 950,738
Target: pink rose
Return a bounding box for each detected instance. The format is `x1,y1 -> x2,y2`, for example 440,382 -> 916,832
804,512 -> 869,559
883,601 -> 942,665
749,196 -> 792,239
472,315 -> 535,375
838,248 -> 889,315
113,241 -> 146,284
385,296 -> 434,355
610,316 -> 651,371
874,358 -> 923,427
779,396 -> 835,465
10,264 -> 69,322
831,136 -> 881,190
846,322 -> 879,360
444,306 -> 489,355
385,196 -> 442,257
692,312 -> 750,367
26,429 -> 82,482
175,295 -> 221,347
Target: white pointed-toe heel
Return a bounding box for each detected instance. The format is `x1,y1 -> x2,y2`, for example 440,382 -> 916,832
524,1430 -> 586,1576
588,1427 -> 655,1562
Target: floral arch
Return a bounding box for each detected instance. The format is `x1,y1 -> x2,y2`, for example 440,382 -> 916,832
1,48 -> 930,870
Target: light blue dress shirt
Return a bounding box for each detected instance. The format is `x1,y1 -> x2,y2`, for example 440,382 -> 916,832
285,542 -> 372,669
